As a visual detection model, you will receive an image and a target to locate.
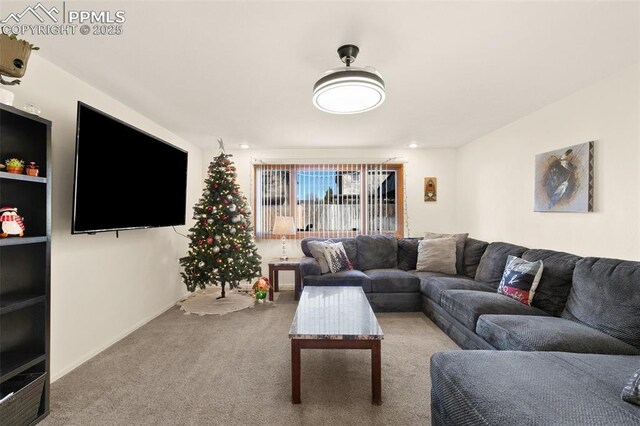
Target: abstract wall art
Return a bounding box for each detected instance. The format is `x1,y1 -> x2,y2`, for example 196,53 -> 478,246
534,141 -> 594,212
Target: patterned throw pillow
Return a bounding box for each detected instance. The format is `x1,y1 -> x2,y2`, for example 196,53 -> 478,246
416,238 -> 457,275
322,242 -> 353,273
497,255 -> 544,305
622,368 -> 640,406
307,240 -> 333,274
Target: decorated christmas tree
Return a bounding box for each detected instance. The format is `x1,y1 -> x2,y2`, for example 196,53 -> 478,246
180,152 -> 262,298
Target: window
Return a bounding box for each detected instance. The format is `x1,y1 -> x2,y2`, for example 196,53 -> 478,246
254,163 -> 404,238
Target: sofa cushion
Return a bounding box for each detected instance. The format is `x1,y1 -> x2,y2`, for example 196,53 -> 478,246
424,232 -> 468,274
301,237 -> 358,269
397,237 -> 422,271
419,276 -> 492,304
303,269 -> 372,293
474,242 -> 528,286
522,248 -> 581,316
440,290 -> 549,331
430,351 -> 640,426
356,234 -> 397,270
365,269 -> 420,293
416,238 -> 457,275
562,257 -> 640,349
477,315 -> 640,355
462,237 -> 489,279
323,242 -> 353,273
496,255 -> 543,306
307,241 -> 331,274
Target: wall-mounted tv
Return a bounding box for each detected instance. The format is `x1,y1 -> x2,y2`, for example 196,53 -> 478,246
72,102 -> 188,234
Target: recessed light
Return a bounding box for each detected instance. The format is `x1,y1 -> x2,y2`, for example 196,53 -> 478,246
409,143 -> 419,148
239,144 -> 250,149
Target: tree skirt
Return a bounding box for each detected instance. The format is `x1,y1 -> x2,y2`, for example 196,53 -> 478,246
177,287 -> 261,316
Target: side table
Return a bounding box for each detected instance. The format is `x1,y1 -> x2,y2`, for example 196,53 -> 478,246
268,259 -> 302,301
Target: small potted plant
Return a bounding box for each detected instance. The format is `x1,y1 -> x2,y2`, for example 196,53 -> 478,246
26,162 -> 39,176
5,158 -> 24,174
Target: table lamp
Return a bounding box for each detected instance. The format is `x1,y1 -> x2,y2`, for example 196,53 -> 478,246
273,216 -> 296,260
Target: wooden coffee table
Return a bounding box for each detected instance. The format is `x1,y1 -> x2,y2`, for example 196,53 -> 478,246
289,286 -> 384,405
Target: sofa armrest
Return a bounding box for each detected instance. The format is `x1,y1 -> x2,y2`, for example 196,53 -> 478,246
300,256 -> 322,278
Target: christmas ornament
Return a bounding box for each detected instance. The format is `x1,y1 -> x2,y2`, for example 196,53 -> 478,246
225,244 -> 231,249
207,237 -> 213,244
234,244 -> 240,249
230,227 -> 236,234
227,258 -> 234,263
223,199 -> 228,205
206,206 -> 213,212
216,258 -> 222,264
204,190 -> 210,196
231,216 -> 241,223
227,195 -> 233,200
198,261 -> 205,268
197,240 -> 204,246
214,235 -> 221,241
213,246 -> 220,253
207,219 -> 213,224
228,204 -> 236,212
0,207 -> 25,237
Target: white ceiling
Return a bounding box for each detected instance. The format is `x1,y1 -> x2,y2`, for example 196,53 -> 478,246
25,1 -> 640,149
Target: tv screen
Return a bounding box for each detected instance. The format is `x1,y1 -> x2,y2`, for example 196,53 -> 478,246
72,102 -> 188,234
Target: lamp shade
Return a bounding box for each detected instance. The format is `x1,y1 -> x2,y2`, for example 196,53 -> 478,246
272,216 -> 296,235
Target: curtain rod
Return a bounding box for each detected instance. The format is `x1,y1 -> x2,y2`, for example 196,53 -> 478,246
251,157 -> 408,165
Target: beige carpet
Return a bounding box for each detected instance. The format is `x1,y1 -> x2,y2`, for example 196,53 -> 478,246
42,291 -> 458,426
177,287 -> 263,316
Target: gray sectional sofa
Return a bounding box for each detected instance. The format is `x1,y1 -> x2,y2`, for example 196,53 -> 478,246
299,234 -> 640,425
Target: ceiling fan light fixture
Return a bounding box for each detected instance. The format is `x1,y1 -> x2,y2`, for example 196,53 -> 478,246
313,45 -> 385,114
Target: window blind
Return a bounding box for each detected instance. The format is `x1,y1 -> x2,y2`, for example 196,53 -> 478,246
253,162 -> 402,240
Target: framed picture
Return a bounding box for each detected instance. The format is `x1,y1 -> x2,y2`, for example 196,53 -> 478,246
534,141 -> 594,212
424,177 -> 437,202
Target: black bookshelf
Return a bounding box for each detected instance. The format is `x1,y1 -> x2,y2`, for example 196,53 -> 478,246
0,103 -> 51,425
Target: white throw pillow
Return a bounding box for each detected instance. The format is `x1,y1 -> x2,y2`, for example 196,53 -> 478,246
416,238 -> 457,275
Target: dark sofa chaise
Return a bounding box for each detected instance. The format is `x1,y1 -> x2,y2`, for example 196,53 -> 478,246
299,234 -> 640,424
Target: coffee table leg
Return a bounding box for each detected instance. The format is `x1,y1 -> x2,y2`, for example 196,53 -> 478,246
372,340 -> 381,405
292,339 -> 301,404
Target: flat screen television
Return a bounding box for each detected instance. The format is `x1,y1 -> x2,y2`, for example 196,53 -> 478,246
72,102 -> 188,234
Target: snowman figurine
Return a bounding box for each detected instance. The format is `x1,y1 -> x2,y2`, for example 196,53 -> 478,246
0,207 -> 25,237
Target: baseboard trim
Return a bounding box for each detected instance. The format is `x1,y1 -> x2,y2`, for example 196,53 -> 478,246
51,297 -> 182,382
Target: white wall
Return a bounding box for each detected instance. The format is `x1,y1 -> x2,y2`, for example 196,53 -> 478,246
6,55 -> 202,381
202,147 -> 458,287
457,65 -> 640,260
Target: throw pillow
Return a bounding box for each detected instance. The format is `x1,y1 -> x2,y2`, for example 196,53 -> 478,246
323,242 -> 353,273
416,238 -> 457,275
424,232 -> 469,275
497,255 -> 544,306
622,368 -> 640,406
307,241 -> 333,274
